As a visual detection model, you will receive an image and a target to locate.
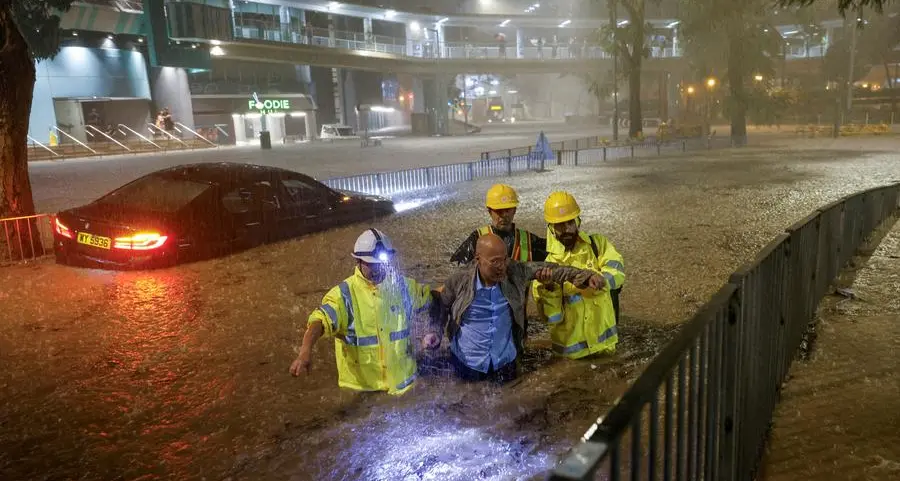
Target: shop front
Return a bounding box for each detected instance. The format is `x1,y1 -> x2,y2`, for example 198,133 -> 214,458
191,93 -> 318,145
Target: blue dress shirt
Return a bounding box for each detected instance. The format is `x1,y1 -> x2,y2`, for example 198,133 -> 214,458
450,274 -> 517,373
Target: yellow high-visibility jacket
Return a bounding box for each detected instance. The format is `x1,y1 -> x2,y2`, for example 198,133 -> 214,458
532,230 -> 625,358
310,267 -> 433,395
476,225 -> 534,262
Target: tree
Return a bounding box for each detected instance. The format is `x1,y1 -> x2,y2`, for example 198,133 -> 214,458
777,0 -> 892,14
0,0 -> 74,258
599,0 -> 652,139
678,0 -> 783,145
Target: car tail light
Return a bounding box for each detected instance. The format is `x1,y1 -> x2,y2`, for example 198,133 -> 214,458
113,232 -> 168,250
54,217 -> 73,239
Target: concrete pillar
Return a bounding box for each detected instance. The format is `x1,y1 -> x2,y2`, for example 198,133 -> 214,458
436,24 -> 445,58
672,27 -> 679,57
424,75 -> 450,135
278,6 -> 292,42
233,115 -> 246,144
363,17 -> 373,44
516,29 -> 524,59
331,68 -> 344,124
229,0 -> 238,38
412,77 -> 425,113
405,24 -> 421,57
269,114 -> 285,143
328,14 -> 336,48
305,110 -> 318,140
149,66 -> 194,130
342,69 -> 358,129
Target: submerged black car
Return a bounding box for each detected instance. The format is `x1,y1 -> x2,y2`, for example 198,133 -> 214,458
52,162 -> 394,268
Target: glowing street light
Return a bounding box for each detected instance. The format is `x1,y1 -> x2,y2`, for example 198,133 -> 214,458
754,74 -> 764,82
706,77 -> 717,88
686,86 -> 695,94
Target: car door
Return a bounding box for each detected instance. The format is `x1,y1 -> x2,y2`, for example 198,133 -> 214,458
220,180 -> 280,249
274,174 -> 336,238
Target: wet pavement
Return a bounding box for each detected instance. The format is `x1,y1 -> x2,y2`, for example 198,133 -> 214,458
3,142 -> 900,480
28,122 -> 608,214
760,218 -> 900,481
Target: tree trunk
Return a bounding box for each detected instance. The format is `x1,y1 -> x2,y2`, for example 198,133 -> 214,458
624,1 -> 644,139
0,3 -> 43,260
884,62 -> 896,117
727,34 -> 747,146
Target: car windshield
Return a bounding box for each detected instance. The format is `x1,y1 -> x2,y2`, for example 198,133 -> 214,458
96,175 -> 211,212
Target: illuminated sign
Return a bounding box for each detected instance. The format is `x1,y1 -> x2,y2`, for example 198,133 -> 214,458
490,105 -> 503,111
248,94 -> 292,114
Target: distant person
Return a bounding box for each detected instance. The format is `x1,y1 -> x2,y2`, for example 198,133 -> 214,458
533,192 -> 625,358
450,184 -> 547,265
289,229 -> 439,395
426,233 -> 604,383
87,108 -> 101,127
162,108 -> 174,131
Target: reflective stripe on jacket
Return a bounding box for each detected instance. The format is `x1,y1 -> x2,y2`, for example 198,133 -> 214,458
532,230 -> 625,358
477,226 -> 533,262
309,267 -> 433,395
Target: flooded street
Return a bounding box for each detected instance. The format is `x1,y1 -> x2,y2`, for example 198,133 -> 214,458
2,144 -> 899,480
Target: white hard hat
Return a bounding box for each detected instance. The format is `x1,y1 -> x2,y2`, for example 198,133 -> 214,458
352,228 -> 396,264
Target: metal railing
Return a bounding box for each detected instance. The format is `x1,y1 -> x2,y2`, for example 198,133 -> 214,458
548,182 -> 900,481
0,214 -> 54,264
322,153 -> 549,196
483,135 -> 733,163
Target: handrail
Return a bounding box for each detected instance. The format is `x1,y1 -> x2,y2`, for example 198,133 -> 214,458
53,126 -> 97,154
86,125 -> 131,151
147,123 -> 188,146
548,182 -> 900,480
175,121 -> 217,147
118,123 -> 161,149
27,135 -> 60,157
215,125 -> 230,137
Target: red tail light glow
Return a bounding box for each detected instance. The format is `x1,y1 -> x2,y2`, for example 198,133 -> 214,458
55,217 -> 73,239
113,232 -> 168,250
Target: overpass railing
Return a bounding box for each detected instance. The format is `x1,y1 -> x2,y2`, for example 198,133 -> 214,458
548,182 -> 900,481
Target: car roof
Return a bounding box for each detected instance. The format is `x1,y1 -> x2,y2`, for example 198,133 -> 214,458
152,162 -> 312,187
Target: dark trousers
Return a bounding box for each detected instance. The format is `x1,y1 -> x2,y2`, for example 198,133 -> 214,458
451,354 -> 518,384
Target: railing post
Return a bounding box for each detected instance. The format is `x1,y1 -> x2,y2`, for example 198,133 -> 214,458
467,162 -> 474,181
425,167 -> 433,187
507,155 -> 512,176
574,150 -> 579,166
376,173 -> 384,195
603,147 -> 607,162
557,150 -> 562,166
657,142 -> 661,155
630,145 -> 635,158
718,287 -> 743,480
682,140 -> 686,152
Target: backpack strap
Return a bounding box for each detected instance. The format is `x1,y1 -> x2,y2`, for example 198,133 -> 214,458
589,234 -> 599,259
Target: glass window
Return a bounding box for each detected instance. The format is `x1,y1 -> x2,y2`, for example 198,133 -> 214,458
280,178 -> 326,204
96,175 -> 210,213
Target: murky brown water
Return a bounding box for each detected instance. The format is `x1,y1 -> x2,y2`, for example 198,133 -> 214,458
2,144 -> 899,480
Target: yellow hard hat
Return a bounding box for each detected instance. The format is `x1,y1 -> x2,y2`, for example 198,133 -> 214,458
485,184 -> 520,210
544,191 -> 581,224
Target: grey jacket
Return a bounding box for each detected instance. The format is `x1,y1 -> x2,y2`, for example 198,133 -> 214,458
437,261 -> 595,349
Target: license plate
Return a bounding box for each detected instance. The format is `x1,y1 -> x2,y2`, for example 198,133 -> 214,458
76,232 -> 111,250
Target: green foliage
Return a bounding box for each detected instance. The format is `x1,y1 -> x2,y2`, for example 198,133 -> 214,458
776,0 -> 892,15
10,0 -> 76,61
677,0 -> 781,81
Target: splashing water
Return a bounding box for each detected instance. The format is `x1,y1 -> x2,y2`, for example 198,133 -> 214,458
324,409 -> 557,481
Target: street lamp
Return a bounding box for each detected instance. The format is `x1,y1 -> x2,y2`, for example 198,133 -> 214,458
754,74 -> 764,82
706,77 -> 717,89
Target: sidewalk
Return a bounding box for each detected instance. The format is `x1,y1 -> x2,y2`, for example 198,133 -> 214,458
760,218 -> 900,480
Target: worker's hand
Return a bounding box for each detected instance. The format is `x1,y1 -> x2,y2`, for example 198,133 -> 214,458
587,274 -> 606,290
289,348 -> 313,376
534,267 -> 554,284
422,333 -> 441,350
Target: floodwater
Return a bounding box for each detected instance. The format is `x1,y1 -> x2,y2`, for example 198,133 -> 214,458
2,144 -> 899,480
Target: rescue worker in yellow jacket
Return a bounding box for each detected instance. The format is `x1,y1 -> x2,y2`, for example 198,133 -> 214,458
450,184 -> 547,265
289,228 -> 436,395
532,191 -> 625,358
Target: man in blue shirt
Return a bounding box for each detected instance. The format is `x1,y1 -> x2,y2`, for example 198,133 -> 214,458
425,234 -> 603,383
